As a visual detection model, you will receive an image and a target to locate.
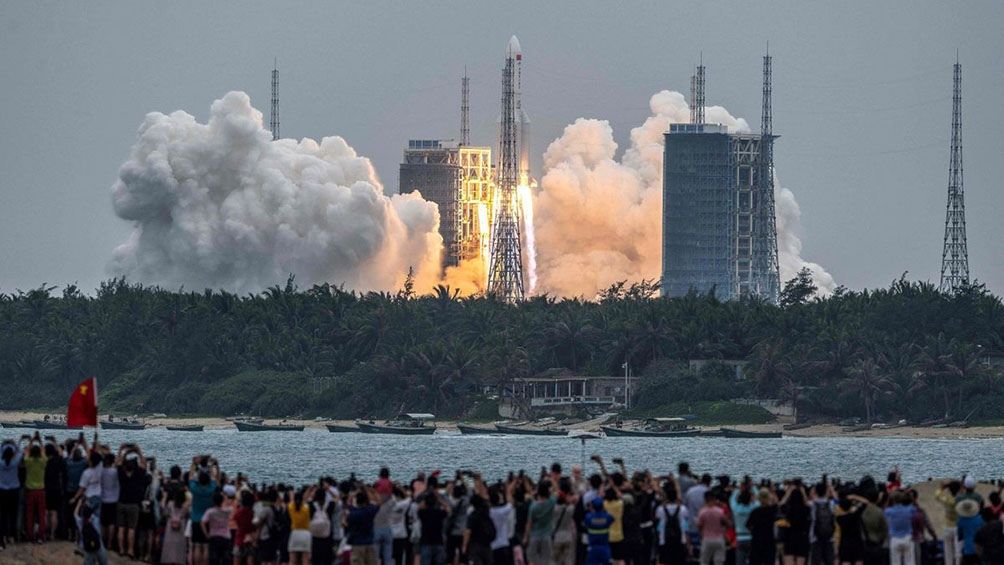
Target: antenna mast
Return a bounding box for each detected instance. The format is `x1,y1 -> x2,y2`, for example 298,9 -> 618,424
270,59 -> 280,141
940,56 -> 969,292
694,55 -> 706,124
461,68 -> 470,146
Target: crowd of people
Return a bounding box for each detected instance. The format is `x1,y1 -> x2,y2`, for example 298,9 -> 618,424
0,431 -> 1002,565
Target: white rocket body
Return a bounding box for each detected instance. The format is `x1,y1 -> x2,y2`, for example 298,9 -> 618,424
503,36 -> 532,187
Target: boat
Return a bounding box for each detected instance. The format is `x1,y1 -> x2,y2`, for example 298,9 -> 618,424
100,418 -> 146,430
165,425 -> 204,432
356,413 -> 437,435
494,424 -> 567,436
719,427 -> 783,439
1,418 -> 81,430
601,418 -> 701,437
325,423 -> 362,433
842,424 -> 872,433
456,424 -> 498,435
783,423 -> 812,431
234,421 -> 304,432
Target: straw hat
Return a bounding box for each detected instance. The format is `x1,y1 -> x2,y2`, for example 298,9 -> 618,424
956,498 -> 980,519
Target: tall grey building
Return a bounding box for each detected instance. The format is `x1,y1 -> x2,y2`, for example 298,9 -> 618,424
661,57 -> 780,303
661,124 -> 776,301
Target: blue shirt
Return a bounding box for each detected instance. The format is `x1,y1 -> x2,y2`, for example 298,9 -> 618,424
0,447 -> 23,490
65,457 -> 88,493
958,515 -> 984,556
730,491 -> 759,542
189,480 -> 217,522
584,510 -> 615,548
346,504 -> 379,545
884,504 -> 915,538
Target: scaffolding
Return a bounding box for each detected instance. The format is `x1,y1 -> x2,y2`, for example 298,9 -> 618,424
399,140 -> 494,271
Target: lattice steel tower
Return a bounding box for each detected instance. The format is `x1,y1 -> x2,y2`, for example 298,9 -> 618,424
940,57 -> 969,292
753,48 -> 781,302
461,68 -> 470,146
270,60 -> 280,141
690,59 -> 706,124
487,37 -> 526,302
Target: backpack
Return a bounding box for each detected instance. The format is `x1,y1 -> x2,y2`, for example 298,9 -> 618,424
274,507 -> 292,540
82,519 -> 102,553
813,501 -> 835,541
663,505 -> 682,547
470,509 -> 497,547
310,502 -> 332,538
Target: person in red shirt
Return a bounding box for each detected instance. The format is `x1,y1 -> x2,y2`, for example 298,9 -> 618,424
232,491 -> 256,565
375,468 -> 393,499
697,491 -> 732,565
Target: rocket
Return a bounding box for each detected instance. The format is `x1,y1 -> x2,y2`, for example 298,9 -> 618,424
505,36 -> 533,187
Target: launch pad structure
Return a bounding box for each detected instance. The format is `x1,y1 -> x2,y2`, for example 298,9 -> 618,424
661,54 -> 780,303
487,36 -> 528,302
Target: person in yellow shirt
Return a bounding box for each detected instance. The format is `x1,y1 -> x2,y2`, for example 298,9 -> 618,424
287,490 -> 312,565
603,489 -> 626,565
22,437 -> 49,543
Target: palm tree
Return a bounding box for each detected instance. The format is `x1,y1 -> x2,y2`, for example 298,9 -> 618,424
841,357 -> 889,423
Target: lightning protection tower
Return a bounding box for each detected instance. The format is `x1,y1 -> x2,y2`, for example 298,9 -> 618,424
753,48 -> 781,302
939,57 -> 969,292
461,68 -> 470,146
270,60 -> 280,141
487,36 -> 526,302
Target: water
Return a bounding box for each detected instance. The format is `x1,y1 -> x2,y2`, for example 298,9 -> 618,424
20,427 -> 1003,485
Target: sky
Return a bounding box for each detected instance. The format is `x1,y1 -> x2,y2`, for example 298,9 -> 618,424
1,1 -> 1002,295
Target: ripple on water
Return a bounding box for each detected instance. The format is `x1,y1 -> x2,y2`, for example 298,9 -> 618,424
29,428 -> 1004,484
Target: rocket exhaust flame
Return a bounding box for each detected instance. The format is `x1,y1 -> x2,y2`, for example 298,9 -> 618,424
517,183 -> 537,294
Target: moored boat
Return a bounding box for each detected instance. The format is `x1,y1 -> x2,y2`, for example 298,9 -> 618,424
165,425 -> 203,432
601,417 -> 701,438
494,424 -> 567,436
326,423 -> 361,433
456,424 -> 497,435
101,419 -> 146,430
356,414 -> 437,435
234,421 -> 304,432
719,427 -> 782,439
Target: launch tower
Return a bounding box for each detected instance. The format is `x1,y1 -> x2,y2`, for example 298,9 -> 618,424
487,36 -> 527,302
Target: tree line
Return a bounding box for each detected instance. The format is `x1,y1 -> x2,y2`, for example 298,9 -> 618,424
0,269 -> 1001,422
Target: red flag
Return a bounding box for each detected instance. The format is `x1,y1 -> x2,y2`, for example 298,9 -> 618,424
67,377 -> 98,427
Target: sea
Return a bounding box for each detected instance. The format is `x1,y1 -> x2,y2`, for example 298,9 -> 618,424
16,426 -> 1002,485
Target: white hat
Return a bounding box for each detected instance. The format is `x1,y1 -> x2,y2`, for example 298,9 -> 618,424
223,484 -> 237,497
963,476 -> 976,489
125,452 -> 139,461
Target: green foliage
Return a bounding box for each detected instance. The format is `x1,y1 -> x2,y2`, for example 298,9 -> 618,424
0,275 -> 1001,424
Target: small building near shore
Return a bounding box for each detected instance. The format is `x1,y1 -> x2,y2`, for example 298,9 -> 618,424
498,374 -> 639,419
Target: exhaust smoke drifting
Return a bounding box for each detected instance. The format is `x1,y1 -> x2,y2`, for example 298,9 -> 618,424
533,90 -> 834,298
109,92 -> 444,294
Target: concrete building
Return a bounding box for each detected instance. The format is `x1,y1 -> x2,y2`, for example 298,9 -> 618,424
399,140 -> 494,270
661,123 -> 777,301
498,375 -> 639,419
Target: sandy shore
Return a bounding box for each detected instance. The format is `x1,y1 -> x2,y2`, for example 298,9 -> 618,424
3,411 -> 1004,439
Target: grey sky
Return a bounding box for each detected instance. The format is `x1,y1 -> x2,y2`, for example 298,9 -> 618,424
1,1 -> 1002,295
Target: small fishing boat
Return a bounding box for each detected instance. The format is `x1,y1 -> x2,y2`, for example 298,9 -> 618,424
456,423 -> 498,435
325,423 -> 362,433
719,427 -> 783,439
101,417 -> 146,430
783,423 -> 812,431
494,424 -> 567,436
165,424 -> 203,432
234,421 -> 304,432
842,424 -> 872,433
601,417 -> 701,438
356,413 -> 437,435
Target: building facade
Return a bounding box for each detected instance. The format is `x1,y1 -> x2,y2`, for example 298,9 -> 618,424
399,140 -> 494,271
661,123 -> 777,301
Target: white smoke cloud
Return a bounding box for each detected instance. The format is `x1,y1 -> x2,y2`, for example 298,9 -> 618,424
534,90 -> 834,298
109,91 -> 443,294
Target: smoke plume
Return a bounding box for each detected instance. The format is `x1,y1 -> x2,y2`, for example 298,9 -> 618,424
110,92 -> 443,294
534,90 -> 834,298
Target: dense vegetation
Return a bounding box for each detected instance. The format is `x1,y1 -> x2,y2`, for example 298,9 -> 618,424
0,269 -> 1001,423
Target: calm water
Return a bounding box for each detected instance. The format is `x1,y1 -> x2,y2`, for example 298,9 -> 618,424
13,426 -> 1003,485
